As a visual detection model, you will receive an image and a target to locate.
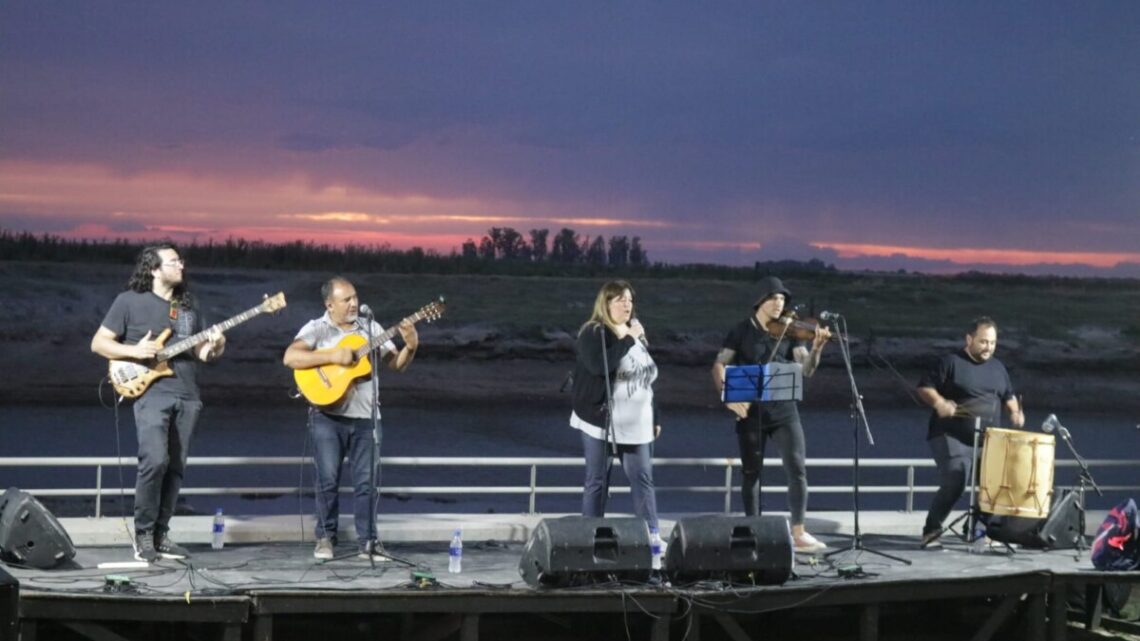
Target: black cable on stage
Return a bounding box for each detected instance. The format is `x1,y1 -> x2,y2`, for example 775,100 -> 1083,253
298,407 -> 314,550
97,374 -> 137,553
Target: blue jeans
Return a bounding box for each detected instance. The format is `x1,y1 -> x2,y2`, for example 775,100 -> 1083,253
310,409 -> 381,542
580,431 -> 659,529
133,392 -> 201,535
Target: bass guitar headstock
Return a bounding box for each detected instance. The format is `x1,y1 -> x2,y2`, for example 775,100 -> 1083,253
260,292 -> 288,314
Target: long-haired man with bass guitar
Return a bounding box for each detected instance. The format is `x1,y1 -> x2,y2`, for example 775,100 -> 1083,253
284,277 -> 418,561
91,243 -> 226,563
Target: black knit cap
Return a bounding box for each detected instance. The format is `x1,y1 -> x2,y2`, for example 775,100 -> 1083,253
753,275 -> 791,309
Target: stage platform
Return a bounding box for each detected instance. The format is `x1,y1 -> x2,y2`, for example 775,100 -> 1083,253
3,512 -> 1139,641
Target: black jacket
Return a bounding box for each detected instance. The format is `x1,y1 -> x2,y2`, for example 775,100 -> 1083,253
570,322 -> 659,429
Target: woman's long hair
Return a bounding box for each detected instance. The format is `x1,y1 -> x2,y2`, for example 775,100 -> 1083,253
578,280 -> 634,336
126,243 -> 192,307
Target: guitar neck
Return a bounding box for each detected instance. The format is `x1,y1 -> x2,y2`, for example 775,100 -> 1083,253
157,304 -> 266,361
352,311 -> 426,359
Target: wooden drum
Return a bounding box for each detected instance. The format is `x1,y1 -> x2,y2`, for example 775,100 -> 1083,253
977,427 -> 1055,518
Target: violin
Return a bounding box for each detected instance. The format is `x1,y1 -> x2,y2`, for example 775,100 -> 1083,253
764,313 -> 835,342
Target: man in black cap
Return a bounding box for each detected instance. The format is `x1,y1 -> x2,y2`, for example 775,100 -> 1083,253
711,276 -> 832,553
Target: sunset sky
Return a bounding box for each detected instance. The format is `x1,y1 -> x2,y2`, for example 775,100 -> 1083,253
2,3 -> 1138,275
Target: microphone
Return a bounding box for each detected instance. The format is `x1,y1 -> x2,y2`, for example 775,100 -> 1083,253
1041,413 -> 1070,440
357,304 -> 375,331
818,310 -> 841,322
629,316 -> 648,346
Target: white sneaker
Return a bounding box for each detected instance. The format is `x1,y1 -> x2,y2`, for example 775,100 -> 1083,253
794,532 -> 828,553
313,537 -> 334,561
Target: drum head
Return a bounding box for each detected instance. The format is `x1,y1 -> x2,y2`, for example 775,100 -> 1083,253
978,428 -> 1055,518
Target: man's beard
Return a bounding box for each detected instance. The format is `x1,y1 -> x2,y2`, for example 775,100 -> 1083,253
969,347 -> 991,362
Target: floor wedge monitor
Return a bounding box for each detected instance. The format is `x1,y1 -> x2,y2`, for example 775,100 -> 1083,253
0,488 -> 77,569
987,490 -> 1084,550
519,516 -> 651,587
665,515 -> 793,585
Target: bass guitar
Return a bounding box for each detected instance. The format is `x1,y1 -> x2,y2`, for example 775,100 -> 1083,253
108,292 -> 287,398
294,297 -> 446,406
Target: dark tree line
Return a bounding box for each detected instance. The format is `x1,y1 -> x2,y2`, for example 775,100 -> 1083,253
0,226 -> 839,280
461,227 -> 648,268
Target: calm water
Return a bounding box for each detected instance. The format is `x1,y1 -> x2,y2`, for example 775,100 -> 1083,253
2,403 -> 1136,517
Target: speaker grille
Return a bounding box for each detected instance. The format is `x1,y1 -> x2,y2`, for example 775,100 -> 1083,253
666,515 -> 793,584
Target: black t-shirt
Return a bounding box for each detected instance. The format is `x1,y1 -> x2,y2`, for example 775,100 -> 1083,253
918,350 -> 1015,444
101,290 -> 204,399
722,317 -> 804,423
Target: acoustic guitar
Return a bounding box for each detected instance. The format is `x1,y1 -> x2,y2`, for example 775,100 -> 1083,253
294,297 -> 446,406
108,293 -> 287,398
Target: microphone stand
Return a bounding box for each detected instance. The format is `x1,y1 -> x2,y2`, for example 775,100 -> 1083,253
824,315 -> 911,565
597,324 -> 619,517
358,310 -> 411,569
932,418 -> 1015,555
1056,427 -> 1102,559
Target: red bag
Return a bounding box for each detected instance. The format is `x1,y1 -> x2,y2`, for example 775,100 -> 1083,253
1091,499 -> 1140,571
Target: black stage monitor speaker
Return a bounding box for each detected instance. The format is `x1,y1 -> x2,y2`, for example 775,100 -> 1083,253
665,515 -> 793,585
0,488 -> 77,569
987,490 -> 1084,550
519,516 -> 651,587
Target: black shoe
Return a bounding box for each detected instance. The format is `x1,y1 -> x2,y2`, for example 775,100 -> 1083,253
134,532 -> 159,563
155,532 -> 190,559
920,530 -> 943,550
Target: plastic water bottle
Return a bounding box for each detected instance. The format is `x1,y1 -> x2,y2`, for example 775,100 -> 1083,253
649,527 -> 664,571
211,508 -> 225,550
969,520 -> 987,554
448,528 -> 463,573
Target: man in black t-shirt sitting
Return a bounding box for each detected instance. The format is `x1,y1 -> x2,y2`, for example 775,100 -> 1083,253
917,316 -> 1024,548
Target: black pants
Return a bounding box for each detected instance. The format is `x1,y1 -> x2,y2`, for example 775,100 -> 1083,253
736,403 -> 807,525
133,392 -> 201,535
923,434 -> 977,535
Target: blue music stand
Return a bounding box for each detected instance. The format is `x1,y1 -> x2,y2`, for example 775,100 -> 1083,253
722,363 -> 803,518
721,363 -> 803,403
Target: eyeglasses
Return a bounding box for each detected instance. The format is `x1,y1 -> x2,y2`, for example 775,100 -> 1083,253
163,258 -> 185,267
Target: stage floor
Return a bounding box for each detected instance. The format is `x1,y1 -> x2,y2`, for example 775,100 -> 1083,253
6,526 -> 1139,641
1,531 -> 1105,592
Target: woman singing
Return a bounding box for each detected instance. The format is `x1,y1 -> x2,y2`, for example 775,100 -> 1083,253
711,276 -> 830,553
570,280 -> 660,530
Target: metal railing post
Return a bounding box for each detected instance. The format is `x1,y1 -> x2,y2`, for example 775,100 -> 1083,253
724,464 -> 733,514
906,466 -> 915,513
95,465 -> 103,518
529,465 -> 537,515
